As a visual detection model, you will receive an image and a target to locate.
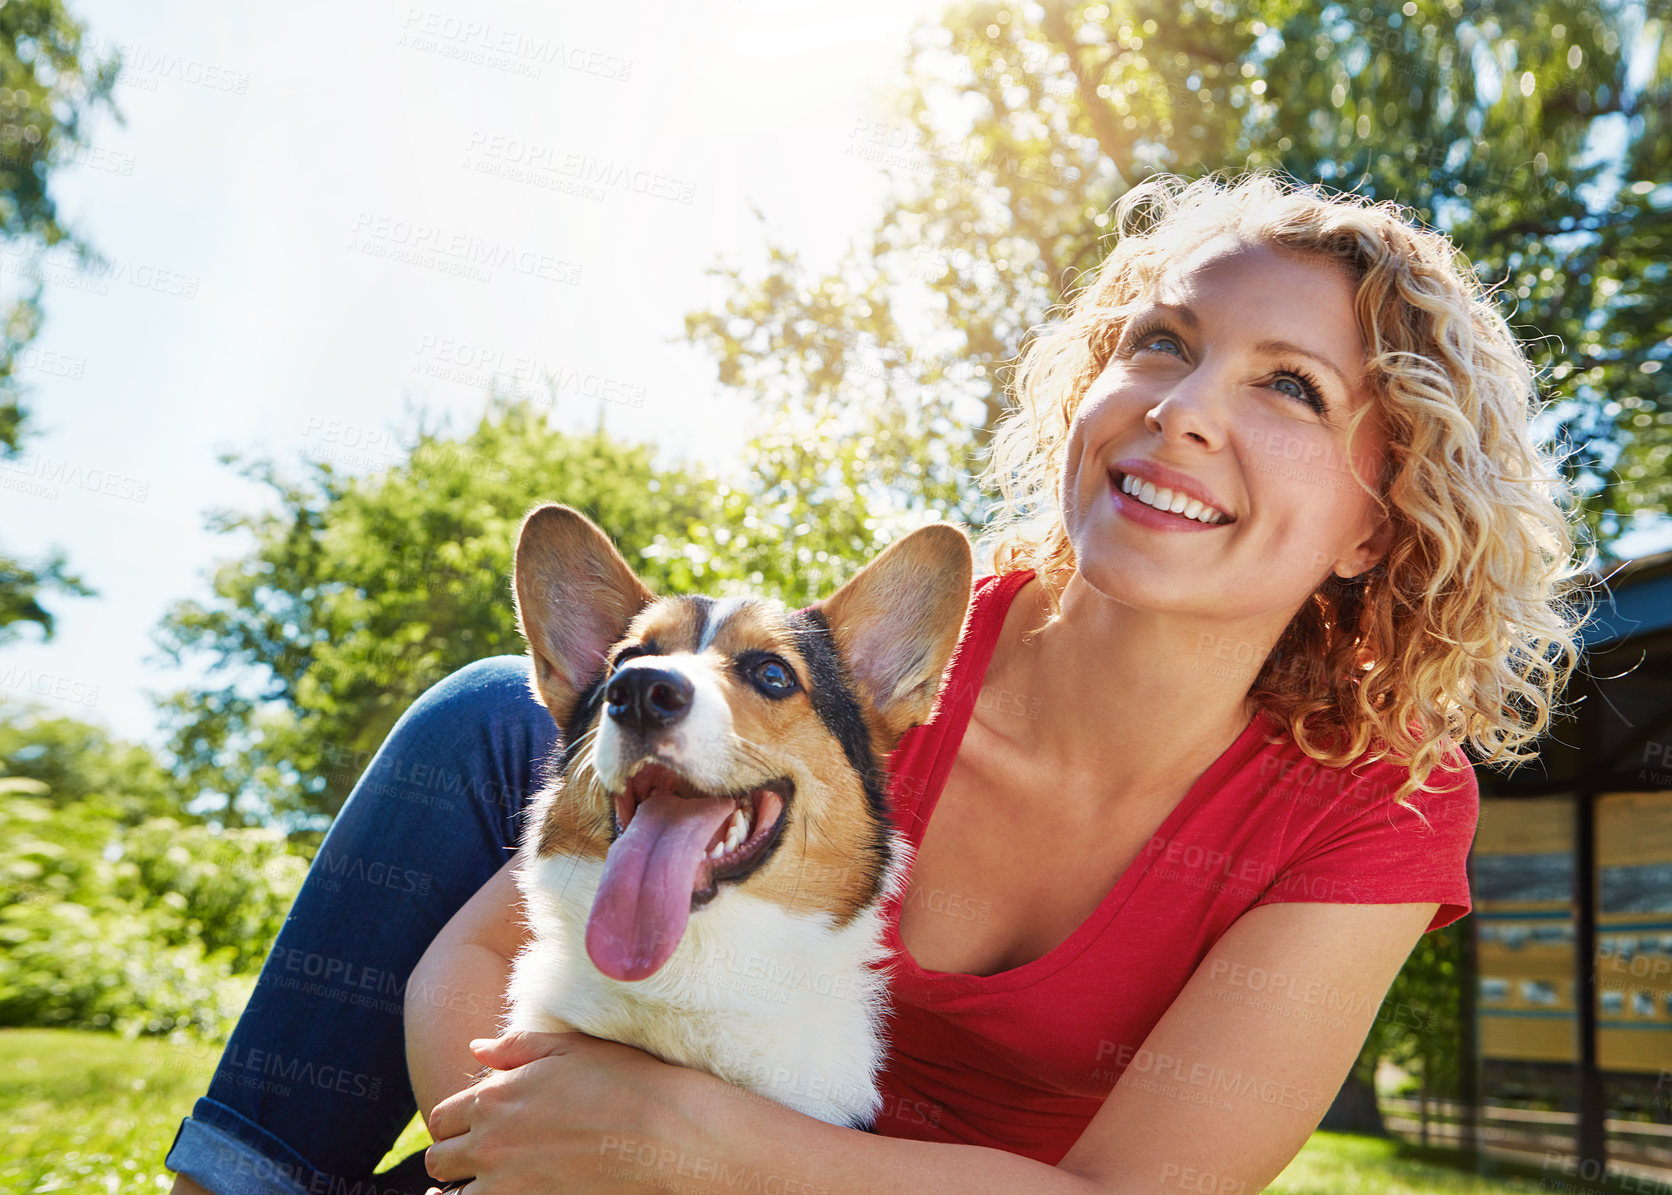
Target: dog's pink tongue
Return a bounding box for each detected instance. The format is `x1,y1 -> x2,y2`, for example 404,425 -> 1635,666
587,792 -> 735,982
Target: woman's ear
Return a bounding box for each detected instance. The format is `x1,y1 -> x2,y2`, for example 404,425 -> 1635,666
1334,515 -> 1392,581
1334,402 -> 1394,582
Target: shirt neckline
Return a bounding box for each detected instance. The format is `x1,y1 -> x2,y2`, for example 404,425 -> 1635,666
885,569 -> 1274,995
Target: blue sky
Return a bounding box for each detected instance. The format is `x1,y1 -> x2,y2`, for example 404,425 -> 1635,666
0,0 -> 949,746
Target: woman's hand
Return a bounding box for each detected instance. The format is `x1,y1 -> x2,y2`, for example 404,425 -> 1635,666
423,1031 -> 694,1194
423,1031 -> 1096,1195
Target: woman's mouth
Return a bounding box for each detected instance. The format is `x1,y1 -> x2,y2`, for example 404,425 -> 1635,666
1111,470 -> 1234,526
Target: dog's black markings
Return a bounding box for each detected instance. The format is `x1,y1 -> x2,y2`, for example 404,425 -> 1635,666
681,594 -> 718,636
556,668 -> 611,772
787,607 -> 895,908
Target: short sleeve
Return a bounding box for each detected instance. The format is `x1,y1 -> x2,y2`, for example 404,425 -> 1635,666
1253,758 -> 1480,933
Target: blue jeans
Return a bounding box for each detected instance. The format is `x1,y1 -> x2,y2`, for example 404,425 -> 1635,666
166,656 -> 555,1195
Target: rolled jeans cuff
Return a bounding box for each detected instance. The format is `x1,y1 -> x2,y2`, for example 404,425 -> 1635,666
166,1099 -> 319,1195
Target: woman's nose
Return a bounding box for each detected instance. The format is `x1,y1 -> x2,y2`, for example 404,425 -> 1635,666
1143,368 -> 1230,450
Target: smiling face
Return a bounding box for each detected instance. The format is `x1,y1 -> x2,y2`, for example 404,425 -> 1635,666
1060,238 -> 1391,625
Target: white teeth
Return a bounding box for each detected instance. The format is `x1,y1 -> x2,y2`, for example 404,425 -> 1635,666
1119,473 -> 1225,524
710,806 -> 750,860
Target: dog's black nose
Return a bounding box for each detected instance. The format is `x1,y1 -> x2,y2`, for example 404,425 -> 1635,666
605,667 -> 693,731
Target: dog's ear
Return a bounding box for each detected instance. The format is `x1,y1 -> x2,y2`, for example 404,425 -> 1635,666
514,504 -> 653,726
818,523 -> 972,744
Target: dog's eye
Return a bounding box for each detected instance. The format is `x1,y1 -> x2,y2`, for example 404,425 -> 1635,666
748,657 -> 799,697
610,646 -> 648,672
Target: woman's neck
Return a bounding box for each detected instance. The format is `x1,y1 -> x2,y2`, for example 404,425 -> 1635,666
986,571 -> 1288,805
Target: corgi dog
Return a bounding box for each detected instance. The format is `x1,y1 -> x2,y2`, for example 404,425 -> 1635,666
504,505 -> 971,1127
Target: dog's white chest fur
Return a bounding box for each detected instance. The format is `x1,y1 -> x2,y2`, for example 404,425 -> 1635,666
506,850 -> 898,1126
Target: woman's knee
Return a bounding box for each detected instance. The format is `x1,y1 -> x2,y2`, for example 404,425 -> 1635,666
371,655 -> 547,762
400,655 -> 540,730
339,654 -> 557,843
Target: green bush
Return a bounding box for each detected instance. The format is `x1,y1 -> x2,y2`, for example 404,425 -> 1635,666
0,778 -> 306,1040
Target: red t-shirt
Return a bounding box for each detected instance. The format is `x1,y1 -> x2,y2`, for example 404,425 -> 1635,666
871,570 -> 1478,1162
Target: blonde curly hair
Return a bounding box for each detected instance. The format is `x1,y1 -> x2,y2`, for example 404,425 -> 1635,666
984,173 -> 1585,801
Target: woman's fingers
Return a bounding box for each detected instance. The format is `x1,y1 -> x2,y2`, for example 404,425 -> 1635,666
425,1075 -> 495,1185
423,1129 -> 473,1186
427,1077 -> 480,1144
432,1040 -> 562,1148
422,1038 -> 671,1192
470,1029 -> 575,1070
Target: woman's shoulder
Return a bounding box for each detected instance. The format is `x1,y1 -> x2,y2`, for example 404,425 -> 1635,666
1236,722 -> 1479,929
971,568 -> 1033,605
1241,714 -> 1479,837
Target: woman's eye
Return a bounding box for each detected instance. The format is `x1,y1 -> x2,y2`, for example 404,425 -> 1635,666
750,658 -> 798,694
1271,372 -> 1327,413
1140,333 -> 1183,356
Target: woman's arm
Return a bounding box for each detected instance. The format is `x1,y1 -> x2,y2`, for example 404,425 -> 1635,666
1058,899 -> 1436,1191
424,899 -> 1435,1193
690,900 -> 1435,1193
404,856 -> 529,1123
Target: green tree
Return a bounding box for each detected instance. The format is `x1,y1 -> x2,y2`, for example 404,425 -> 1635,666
1342,921 -> 1465,1138
0,0 -> 120,640
0,550 -> 91,643
0,700 -> 175,823
0,778 -> 307,1040
0,708 -> 303,1040
686,0 -> 1670,555
154,398 -> 887,830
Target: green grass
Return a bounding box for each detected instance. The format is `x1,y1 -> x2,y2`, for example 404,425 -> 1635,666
1267,1133 -> 1543,1193
0,1028 -> 1586,1194
381,1113 -> 433,1175
0,1027 -> 433,1193
1,1027 -> 220,1193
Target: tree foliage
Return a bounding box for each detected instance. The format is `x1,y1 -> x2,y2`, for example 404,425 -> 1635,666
686,0 -> 1671,554
0,0 -> 119,640
0,700 -> 174,823
1364,921 -> 1466,1101
0,706 -> 305,1040
0,549 -> 91,645
154,399 -> 913,828
0,781 -> 307,1040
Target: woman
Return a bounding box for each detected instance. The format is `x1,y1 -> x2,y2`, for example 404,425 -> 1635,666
168,173 -> 1580,1194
